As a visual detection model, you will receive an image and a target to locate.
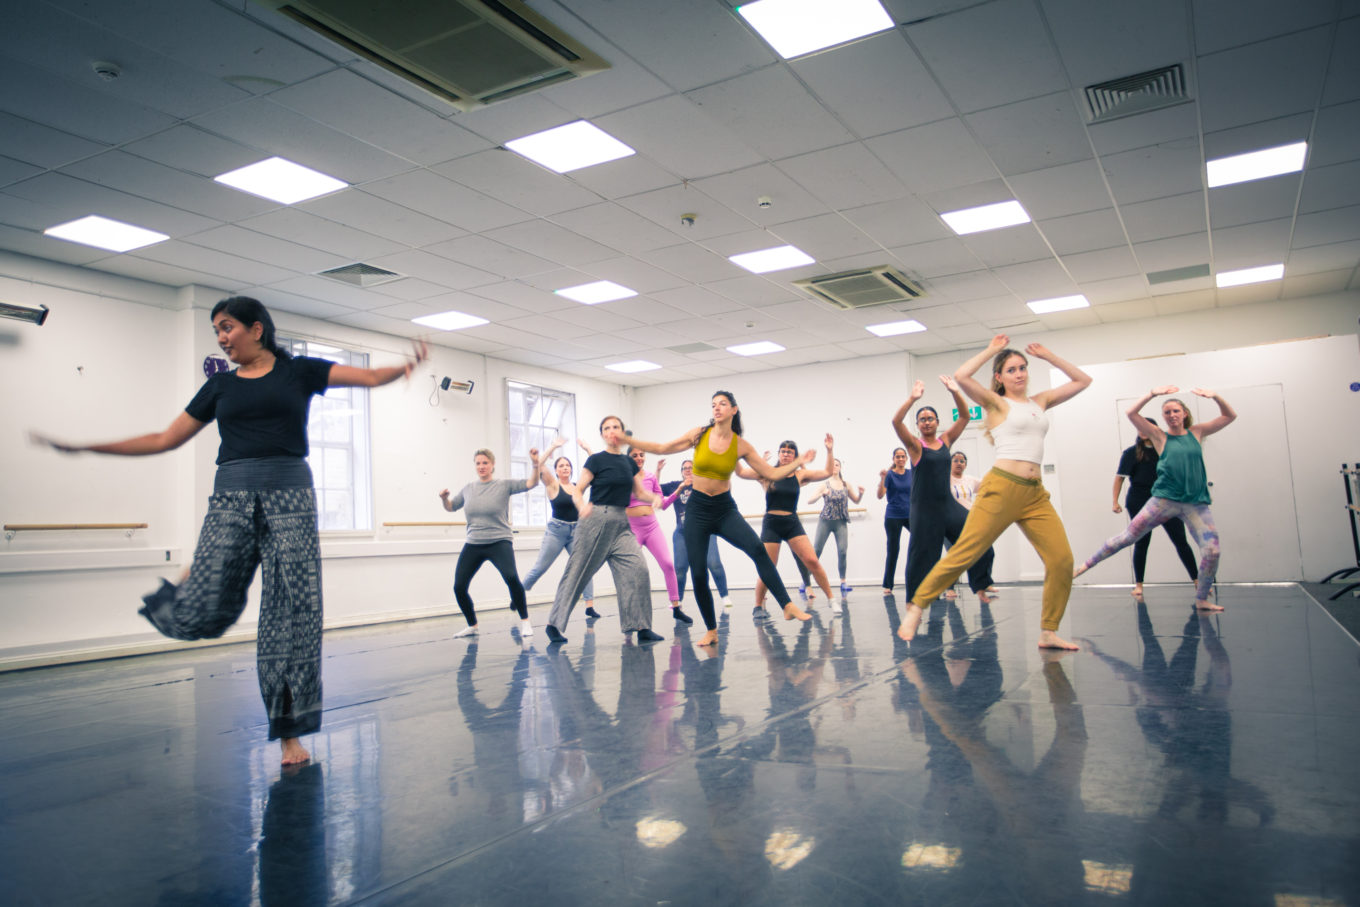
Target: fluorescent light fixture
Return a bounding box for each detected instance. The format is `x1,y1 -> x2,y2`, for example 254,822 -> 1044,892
1206,141 -> 1307,188
605,360 -> 661,373
555,280 -> 637,304
214,157 -> 348,204
727,340 -> 785,356
0,301 -> 50,325
737,0 -> 893,59
1215,263 -> 1283,288
940,200 -> 1031,236
505,120 -> 635,173
43,215 -> 168,252
866,318 -> 926,337
1026,294 -> 1089,314
411,310 -> 489,331
729,245 -> 815,274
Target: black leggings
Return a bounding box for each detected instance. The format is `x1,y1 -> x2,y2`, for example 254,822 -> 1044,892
883,516 -> 909,590
1126,489 -> 1199,584
685,489 -> 791,630
454,539 -> 528,624
905,499 -> 995,601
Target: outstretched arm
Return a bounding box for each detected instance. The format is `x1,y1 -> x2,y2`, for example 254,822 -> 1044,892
32,410 -> 207,457
1028,343 -> 1092,410
1126,388 -> 1172,453
740,439 -> 815,481
329,340 -> 429,387
891,380 -> 927,462
1190,388 -> 1237,440
625,426 -> 705,456
939,375 -> 971,446
798,434 -> 836,482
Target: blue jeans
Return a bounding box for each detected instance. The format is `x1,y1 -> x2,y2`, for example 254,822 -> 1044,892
523,519 -> 594,602
672,526 -> 729,600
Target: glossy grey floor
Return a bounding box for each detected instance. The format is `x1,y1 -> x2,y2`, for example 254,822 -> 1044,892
2,584 -> 1358,906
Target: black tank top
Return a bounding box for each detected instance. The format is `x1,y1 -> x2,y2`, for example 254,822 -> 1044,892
766,474 -> 801,512
550,486 -> 579,522
909,442 -> 953,518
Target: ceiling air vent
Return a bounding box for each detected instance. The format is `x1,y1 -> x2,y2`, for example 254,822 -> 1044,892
793,266 -> 925,311
318,263 -> 404,287
256,0 -> 609,110
1084,64 -> 1189,124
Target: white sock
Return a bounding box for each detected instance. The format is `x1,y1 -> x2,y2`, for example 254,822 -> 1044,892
520,619 -> 533,637
722,596 -> 733,607
454,625 -> 478,638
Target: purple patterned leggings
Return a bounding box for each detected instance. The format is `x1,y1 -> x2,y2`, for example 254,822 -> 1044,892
1081,497 -> 1220,601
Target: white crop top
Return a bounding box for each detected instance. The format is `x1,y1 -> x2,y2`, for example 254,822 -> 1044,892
990,399 -> 1048,463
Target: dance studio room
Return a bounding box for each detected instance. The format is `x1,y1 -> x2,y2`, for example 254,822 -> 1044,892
2,0 -> 1358,904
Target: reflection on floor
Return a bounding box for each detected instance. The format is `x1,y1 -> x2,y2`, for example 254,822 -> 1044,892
2,584 -> 1358,906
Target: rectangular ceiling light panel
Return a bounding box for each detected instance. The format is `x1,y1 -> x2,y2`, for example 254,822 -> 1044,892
729,245 -> 816,274
412,310 -> 489,331
44,215 -> 169,252
606,360 -> 660,373
506,121 -> 635,173
866,319 -> 926,337
737,0 -> 893,59
940,200 -> 1030,236
727,340 -> 785,356
1026,294 -> 1089,314
555,280 -> 637,304
1206,142 -> 1307,188
214,157 -> 348,204
1215,264 -> 1283,287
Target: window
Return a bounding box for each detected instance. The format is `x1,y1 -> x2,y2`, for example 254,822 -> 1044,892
280,337 -> 373,531
506,381 -> 578,527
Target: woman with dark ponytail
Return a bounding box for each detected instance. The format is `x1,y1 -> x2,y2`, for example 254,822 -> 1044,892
33,296 -> 426,765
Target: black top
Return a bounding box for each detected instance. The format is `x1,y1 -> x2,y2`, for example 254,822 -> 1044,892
186,356 -> 333,465
583,451 -> 639,508
661,480 -> 690,526
1116,443 -> 1160,494
766,474 -> 801,512
549,485 -> 580,522
908,442 -> 953,518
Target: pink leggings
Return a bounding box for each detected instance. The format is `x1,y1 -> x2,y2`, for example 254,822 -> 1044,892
629,514 -> 680,601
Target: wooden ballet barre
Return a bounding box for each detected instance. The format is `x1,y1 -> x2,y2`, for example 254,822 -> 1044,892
382,521 -> 467,527
4,522 -> 147,541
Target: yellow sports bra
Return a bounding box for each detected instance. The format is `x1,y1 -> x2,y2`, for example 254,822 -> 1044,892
692,426 -> 740,480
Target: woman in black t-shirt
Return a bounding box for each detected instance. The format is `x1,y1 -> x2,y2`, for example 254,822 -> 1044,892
1112,417 -> 1199,600
34,296 -> 424,766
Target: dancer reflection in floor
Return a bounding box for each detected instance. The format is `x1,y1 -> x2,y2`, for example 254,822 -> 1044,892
1076,387 -> 1235,611
899,336 -> 1091,649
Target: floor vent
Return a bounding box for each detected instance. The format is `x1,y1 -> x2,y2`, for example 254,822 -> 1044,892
793,266 -> 925,310
318,263 -> 405,287
257,0 -> 609,110
1084,64 -> 1189,124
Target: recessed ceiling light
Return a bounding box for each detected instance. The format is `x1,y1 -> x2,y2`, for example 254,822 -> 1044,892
606,360 -> 661,373
555,280 -> 638,304
1206,142 -> 1307,188
727,340 -> 785,356
43,215 -> 169,252
729,245 -> 815,274
214,157 -> 348,204
505,120 -> 636,173
940,200 -> 1031,236
866,319 -> 927,337
1027,294 -> 1089,314
737,0 -> 894,59
1215,263 -> 1283,288
411,310 -> 489,331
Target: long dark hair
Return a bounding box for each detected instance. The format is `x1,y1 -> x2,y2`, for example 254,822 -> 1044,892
211,296 -> 291,360
1134,417 -> 1158,462
704,390 -> 743,437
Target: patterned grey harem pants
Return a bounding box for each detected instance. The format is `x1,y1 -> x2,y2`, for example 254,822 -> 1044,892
140,486 -> 323,740
548,504 -> 652,634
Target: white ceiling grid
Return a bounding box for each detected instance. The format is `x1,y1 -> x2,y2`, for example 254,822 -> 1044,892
0,0 -> 1356,384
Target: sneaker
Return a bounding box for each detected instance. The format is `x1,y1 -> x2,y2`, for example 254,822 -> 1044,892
798,584 -> 809,600
519,619 -> 534,638
454,625 -> 478,639
672,607 -> 694,625
722,596 -> 733,608
636,628 -> 664,643
544,624 -> 567,643
585,606 -> 601,619
752,606 -> 767,619
839,583 -> 852,595
831,599 -> 843,615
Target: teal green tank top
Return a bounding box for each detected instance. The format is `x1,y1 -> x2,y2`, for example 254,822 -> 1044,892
1149,433 -> 1210,504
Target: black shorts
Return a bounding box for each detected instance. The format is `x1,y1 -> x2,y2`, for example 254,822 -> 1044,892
761,512 -> 806,544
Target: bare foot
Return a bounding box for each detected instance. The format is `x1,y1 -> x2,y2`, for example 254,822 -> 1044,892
1038,630 -> 1079,650
1130,586 -> 1144,601
1073,564 -> 1087,579
281,737 -> 311,766
783,602 -> 812,622
882,587 -> 893,595
697,628 -> 719,646
943,589 -> 957,600
1195,599 -> 1224,612
977,591 -> 993,604
896,603 -> 923,641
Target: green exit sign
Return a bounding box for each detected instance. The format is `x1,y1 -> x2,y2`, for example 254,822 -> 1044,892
952,406 -> 984,420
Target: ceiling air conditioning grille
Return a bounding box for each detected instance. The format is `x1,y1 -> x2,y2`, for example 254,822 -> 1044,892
258,0 -> 609,110
1084,64 -> 1188,124
793,266 -> 925,310
318,263 -> 404,287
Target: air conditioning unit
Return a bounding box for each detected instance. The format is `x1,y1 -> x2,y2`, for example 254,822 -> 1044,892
256,0 -> 610,110
793,266 -> 926,310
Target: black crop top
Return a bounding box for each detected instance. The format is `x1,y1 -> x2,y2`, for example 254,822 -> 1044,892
549,485 -> 580,521
766,474 -> 801,512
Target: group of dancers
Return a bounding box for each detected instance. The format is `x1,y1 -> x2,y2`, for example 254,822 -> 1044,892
34,297 -> 1237,764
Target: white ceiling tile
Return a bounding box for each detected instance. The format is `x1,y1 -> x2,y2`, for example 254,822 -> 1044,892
692,164 -> 831,229
1038,208 -> 1130,255
331,310 -> 444,339
1082,274 -> 1152,303
367,300 -> 460,320
1201,113 -> 1312,160
498,313 -> 596,340
843,197 -> 952,248
0,112 -> 108,170
450,95 -> 574,146
867,119 -> 999,194
791,30 -> 955,139
1197,28 -> 1332,132
703,275 -> 801,306
0,56 -> 176,146
1009,159 -> 1113,221
614,325 -> 692,347
1091,297 -> 1158,322
1040,0 -> 1190,88
1310,100 -> 1360,168
366,277 -> 448,301
1211,217 -> 1293,268
1087,103 -> 1200,157
469,281 -> 575,315
965,92 -> 1093,176
60,150 -> 275,223
1153,289 -> 1217,315
596,94 -> 763,181
1322,16 -> 1360,106
608,295 -> 692,324
437,148 -> 599,217
580,257 -> 689,294
121,124 -> 264,182
547,302 -> 645,333
1193,0 -> 1336,55
1133,233 -> 1211,272
1060,246 -> 1140,282
130,240 -> 295,286
181,224 -> 344,274
616,182 -> 756,242
422,235 -> 558,279
991,258 -> 1079,298
650,286 -> 744,318
241,208 -> 406,262
891,237 -> 985,278
484,220 -> 620,266
536,40 -> 672,118
907,0 -> 1068,114
919,179 -> 1015,217
1035,307 -> 1101,330
1281,269 -> 1354,297
1286,239 -> 1360,274
565,155 -> 679,200
767,213 -> 879,261
88,253 -> 222,287
686,65 -> 855,160
926,270 -> 1014,301
1208,174 -> 1302,229
910,302 -> 985,329
551,203 -> 682,255
1298,161 -> 1360,215
1121,192 -> 1206,243
3,171 -> 221,236
838,337 -> 904,356
958,296 -> 1031,322
268,275 -> 406,310
517,267 -> 594,292
960,226 -> 1054,268
365,249 -> 500,290
1101,139 -> 1204,205
775,143 -> 911,210
1213,281 -> 1281,306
